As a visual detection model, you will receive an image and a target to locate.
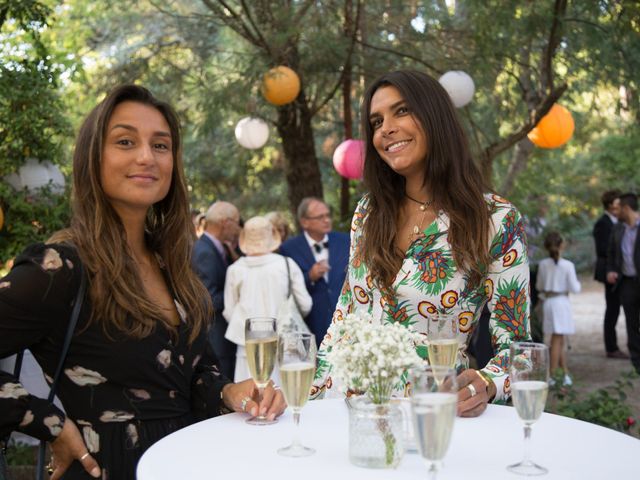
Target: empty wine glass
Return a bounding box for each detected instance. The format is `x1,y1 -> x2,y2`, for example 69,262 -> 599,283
507,342 -> 549,476
245,317 -> 278,425
410,365 -> 458,480
277,332 -> 316,457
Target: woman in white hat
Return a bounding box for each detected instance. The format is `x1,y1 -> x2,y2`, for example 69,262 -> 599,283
223,216 -> 312,382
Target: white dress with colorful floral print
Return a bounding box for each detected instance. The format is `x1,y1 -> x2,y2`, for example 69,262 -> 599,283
311,194 -> 531,403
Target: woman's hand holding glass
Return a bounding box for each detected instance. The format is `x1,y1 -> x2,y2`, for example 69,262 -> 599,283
277,332 -> 317,457
220,380 -> 286,421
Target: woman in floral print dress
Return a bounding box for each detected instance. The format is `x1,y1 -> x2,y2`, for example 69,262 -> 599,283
0,85 -> 285,480
311,71 -> 530,416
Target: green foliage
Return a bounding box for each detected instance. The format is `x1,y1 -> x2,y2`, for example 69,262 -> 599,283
546,371 -> 639,436
4,442 -> 37,466
0,60 -> 71,173
0,182 -> 71,265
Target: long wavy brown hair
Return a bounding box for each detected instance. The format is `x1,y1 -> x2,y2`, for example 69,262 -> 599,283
58,84 -> 210,343
360,70 -> 491,291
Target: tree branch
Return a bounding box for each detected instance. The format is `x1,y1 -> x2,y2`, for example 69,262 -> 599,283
542,0 -> 568,92
358,39 -> 441,74
310,0 -> 362,116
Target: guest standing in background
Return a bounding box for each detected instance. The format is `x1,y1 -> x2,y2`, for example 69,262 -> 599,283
192,201 -> 241,379
536,232 -> 581,386
592,189 -> 627,359
606,192 -> 640,374
280,198 -> 349,345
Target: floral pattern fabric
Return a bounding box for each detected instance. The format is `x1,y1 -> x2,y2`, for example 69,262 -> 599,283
0,243 -> 230,480
311,194 -> 531,403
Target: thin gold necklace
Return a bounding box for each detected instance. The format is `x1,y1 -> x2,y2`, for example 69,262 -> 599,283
405,194 -> 434,240
405,193 -> 434,211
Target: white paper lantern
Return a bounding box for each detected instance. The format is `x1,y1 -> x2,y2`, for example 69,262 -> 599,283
438,70 -> 475,108
3,158 -> 65,193
234,117 -> 269,149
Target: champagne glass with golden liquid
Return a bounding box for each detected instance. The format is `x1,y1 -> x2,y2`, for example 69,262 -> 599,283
245,317 -> 278,425
276,332 -> 316,456
426,313 -> 459,374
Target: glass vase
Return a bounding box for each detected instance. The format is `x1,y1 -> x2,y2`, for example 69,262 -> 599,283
348,396 -> 404,468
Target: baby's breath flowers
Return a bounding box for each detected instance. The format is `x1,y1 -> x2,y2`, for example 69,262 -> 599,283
326,312 -> 424,404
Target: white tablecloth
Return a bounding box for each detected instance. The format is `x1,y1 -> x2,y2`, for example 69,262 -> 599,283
137,398 -> 638,479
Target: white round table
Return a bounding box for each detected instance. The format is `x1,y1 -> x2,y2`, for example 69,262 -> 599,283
137,398 -> 638,479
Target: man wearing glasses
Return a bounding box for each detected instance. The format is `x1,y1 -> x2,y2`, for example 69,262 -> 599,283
280,197 -> 350,346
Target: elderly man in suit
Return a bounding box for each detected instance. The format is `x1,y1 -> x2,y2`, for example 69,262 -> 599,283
192,201 -> 241,379
593,189 -> 627,358
606,192 -> 640,373
280,197 -> 350,346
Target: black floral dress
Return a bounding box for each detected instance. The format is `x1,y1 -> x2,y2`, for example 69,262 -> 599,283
0,244 -> 230,479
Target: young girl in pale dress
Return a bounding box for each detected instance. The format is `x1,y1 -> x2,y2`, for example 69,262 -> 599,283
536,232 -> 581,385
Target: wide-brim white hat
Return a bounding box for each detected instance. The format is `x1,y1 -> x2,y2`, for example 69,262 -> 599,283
238,216 -> 282,256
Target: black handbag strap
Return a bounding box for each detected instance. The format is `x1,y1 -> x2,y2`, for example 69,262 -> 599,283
47,264 -> 87,401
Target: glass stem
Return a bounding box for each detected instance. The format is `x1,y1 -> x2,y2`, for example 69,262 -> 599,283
291,408 -> 302,447
257,387 -> 264,418
427,461 -> 439,480
522,424 -> 532,463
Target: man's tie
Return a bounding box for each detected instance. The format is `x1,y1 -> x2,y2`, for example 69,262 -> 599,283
313,241 -> 329,254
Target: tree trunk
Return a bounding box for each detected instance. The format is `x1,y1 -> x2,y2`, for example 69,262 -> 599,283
500,138 -> 535,196
276,95 -> 324,214
340,0 -> 354,221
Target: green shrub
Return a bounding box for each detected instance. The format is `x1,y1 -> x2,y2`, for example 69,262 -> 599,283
546,371 -> 639,435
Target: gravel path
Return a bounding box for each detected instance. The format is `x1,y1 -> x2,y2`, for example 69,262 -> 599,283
564,276 -> 639,436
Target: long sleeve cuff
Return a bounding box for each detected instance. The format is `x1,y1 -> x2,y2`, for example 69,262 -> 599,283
16,395 -> 66,442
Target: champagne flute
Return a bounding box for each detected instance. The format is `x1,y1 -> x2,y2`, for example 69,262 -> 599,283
426,313 -> 459,382
410,366 -> 458,480
245,317 -> 278,425
277,332 -> 317,457
507,342 -> 549,476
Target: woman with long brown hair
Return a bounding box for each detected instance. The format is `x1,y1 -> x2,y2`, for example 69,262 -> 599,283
312,70 -> 530,416
0,85 -> 285,479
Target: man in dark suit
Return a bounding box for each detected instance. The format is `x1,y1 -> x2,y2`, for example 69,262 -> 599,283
192,201 -> 241,379
606,192 -> 640,373
593,189 -> 627,358
280,197 -> 350,346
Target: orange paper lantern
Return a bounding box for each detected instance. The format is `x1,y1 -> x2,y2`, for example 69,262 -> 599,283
262,66 -> 301,106
527,104 -> 575,149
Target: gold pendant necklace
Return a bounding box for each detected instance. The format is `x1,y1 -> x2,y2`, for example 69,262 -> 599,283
406,193 -> 433,238
405,194 -> 434,241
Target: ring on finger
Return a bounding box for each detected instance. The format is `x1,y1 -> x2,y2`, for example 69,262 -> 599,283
467,383 -> 477,397
241,396 -> 252,411
80,452 -> 90,461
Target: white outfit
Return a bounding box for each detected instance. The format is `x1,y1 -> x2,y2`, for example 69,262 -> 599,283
222,253 -> 312,382
536,257 -> 581,335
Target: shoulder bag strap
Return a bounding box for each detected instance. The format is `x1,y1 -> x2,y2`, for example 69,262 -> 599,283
284,256 -> 292,298
35,264 -> 87,480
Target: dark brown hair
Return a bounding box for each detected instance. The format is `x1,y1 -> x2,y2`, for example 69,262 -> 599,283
360,70 -> 490,290
543,231 -> 563,264
64,84 -> 210,342
601,189 -> 621,210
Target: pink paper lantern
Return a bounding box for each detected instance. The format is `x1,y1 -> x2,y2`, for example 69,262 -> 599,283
333,139 -> 364,180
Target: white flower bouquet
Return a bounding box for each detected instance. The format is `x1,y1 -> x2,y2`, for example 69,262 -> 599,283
326,312 -> 424,404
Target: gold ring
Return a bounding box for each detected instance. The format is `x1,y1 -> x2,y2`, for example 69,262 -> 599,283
80,452 -> 90,461
241,396 -> 252,411
467,383 -> 477,397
